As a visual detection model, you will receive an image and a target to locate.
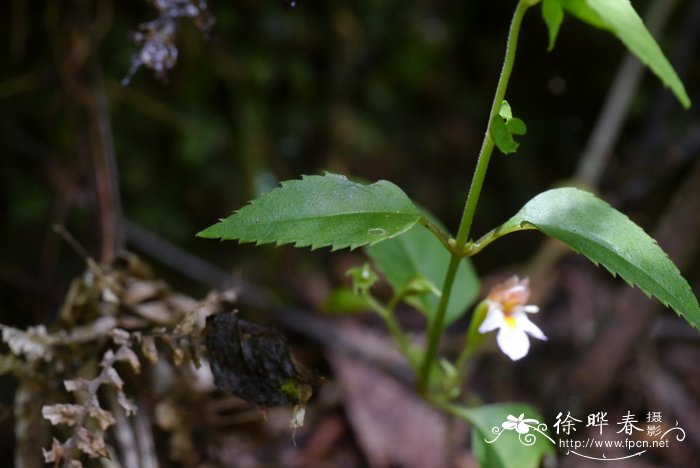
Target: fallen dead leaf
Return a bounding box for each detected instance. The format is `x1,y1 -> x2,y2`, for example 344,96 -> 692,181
328,323 -> 450,468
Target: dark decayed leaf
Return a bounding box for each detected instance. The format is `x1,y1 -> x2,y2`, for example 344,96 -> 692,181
204,312 -> 311,406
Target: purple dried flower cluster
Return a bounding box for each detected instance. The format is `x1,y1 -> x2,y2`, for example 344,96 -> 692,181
123,0 -> 214,85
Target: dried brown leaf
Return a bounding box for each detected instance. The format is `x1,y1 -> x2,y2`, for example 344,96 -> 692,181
167,292 -> 200,316
117,390 -> 137,416
109,328 -> 131,346
133,301 -> 173,325
166,337 -> 186,366
59,270 -> 101,324
1,325 -> 52,361
64,378 -> 90,393
290,404 -> 306,430
75,427 -> 109,458
123,280 -> 166,306
154,400 -> 179,430
173,308 -> 200,335
141,335 -> 159,364
189,342 -> 202,368
88,406 -> 116,431
42,438 -> 65,463
104,367 -> 124,389
115,346 -> 141,373
63,316 -> 118,344
204,313 -> 313,406
329,325 -> 449,468
42,404 -> 83,426
102,349 -> 115,363
101,287 -> 120,305
0,353 -> 22,375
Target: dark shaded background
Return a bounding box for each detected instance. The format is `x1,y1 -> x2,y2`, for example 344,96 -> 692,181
2,0 -> 699,466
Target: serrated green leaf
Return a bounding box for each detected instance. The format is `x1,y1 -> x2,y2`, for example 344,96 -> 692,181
366,221 -> 480,327
560,0 -> 690,108
588,0 -> 690,108
197,173 -> 421,251
500,187 -> 700,330
449,403 -> 555,468
491,115 -> 519,154
542,0 -> 564,50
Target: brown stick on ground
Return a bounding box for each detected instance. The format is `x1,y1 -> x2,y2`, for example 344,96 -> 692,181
565,159 -> 700,406
52,0 -> 125,264
82,3 -> 125,264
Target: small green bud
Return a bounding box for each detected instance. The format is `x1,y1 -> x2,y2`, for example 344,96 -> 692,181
405,277 -> 441,297
347,263 -> 379,295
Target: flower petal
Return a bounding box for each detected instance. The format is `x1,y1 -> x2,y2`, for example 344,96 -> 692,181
496,325 -> 530,361
515,312 -> 547,341
478,306 -> 505,333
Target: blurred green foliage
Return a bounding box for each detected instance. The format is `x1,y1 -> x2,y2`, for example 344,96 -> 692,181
1,0 -> 694,322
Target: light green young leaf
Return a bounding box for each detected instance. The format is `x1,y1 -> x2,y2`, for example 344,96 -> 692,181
500,187 -> 700,330
366,221 -> 480,327
490,115 -> 519,154
558,0 -> 690,108
491,100 -> 527,155
542,0 -> 564,50
560,0 -> 608,30
449,403 -> 555,468
197,173 -> 421,251
507,117 -> 527,136
499,100 -> 514,120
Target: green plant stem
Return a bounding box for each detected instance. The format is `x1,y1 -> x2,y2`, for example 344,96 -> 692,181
419,217 -> 453,253
366,295 -> 412,361
418,1 -> 531,394
455,346 -> 475,378
455,300 -> 489,385
465,223 -> 536,256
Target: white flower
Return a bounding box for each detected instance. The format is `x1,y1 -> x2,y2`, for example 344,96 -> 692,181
478,276 -> 547,361
502,413 -> 539,434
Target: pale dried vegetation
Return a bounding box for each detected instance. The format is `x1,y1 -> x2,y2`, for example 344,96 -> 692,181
1,251 -> 239,467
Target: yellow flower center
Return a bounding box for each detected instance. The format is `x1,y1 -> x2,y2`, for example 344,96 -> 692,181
502,299 -> 520,315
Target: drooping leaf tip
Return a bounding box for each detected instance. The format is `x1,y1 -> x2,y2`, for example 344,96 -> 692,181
196,225 -> 221,239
